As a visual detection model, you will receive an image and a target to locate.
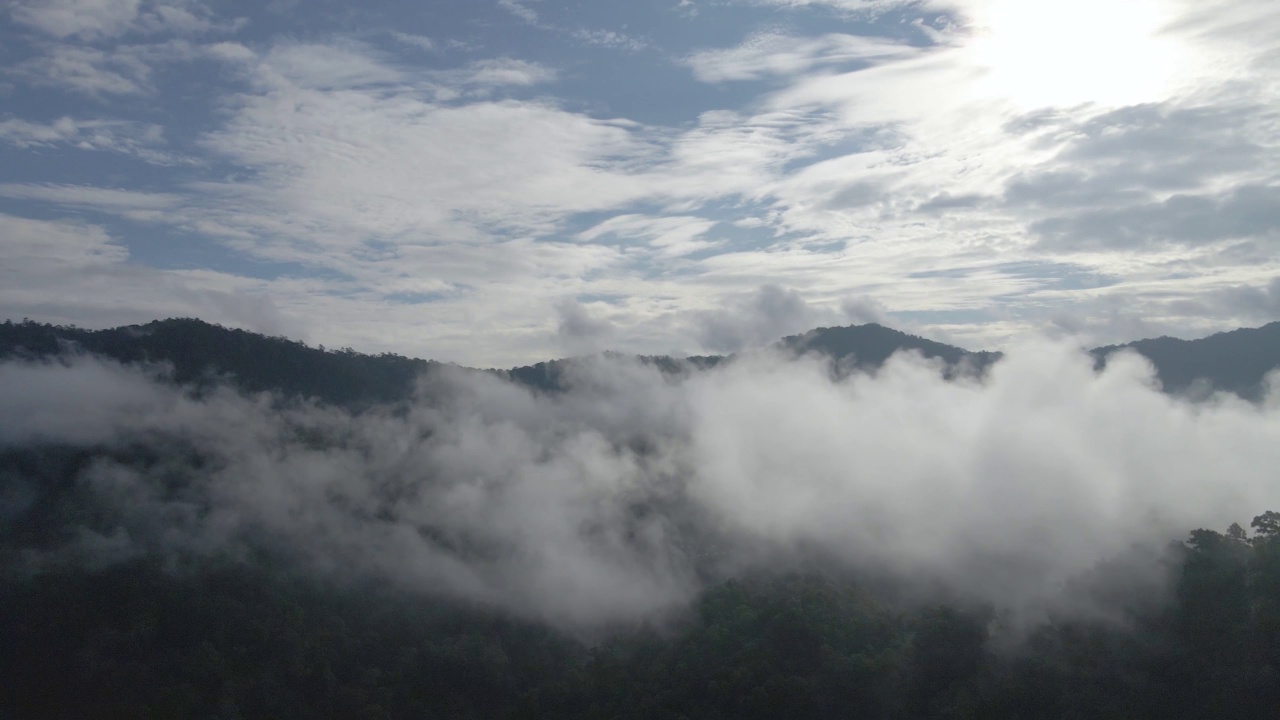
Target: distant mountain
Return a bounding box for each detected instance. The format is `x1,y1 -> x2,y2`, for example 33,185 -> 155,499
0,318 -> 437,409
1093,321 -> 1280,400
503,352 -> 725,393
505,324 -> 993,393
4,317 -> 1280,403
779,324 -> 1002,375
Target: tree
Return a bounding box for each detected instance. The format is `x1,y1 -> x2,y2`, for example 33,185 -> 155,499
1251,511 -> 1280,539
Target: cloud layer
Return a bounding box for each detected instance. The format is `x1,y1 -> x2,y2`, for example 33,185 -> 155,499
5,344 -> 1279,632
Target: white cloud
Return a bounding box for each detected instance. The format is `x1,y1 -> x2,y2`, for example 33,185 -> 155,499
578,214 -> 722,258
6,38 -> 254,97
497,0 -> 539,25
9,339 -> 1280,630
571,28 -> 648,51
9,0 -> 224,40
693,284 -> 844,351
461,57 -> 556,86
0,183 -> 182,214
258,42 -> 406,90
0,213 -> 298,336
199,95 -> 648,243
10,0 -> 144,39
0,116 -> 185,163
9,44 -> 154,95
202,40 -> 255,63
746,0 -> 922,13
554,297 -> 616,355
686,31 -> 914,82
0,212 -> 128,268
388,31 -> 436,52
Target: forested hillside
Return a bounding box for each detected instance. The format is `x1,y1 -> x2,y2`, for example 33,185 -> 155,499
0,318 -> 437,408
6,317 -> 1280,401
1093,321 -> 1280,399
5,517 -> 1280,718
4,317 -> 1280,719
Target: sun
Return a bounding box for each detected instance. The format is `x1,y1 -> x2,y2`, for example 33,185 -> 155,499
965,0 -> 1186,109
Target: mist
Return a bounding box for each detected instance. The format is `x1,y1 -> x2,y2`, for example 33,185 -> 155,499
3,342 -> 1279,633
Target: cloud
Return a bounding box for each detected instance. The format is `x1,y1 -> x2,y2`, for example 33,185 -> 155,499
2,1 -> 1277,367
694,284 -> 841,352
495,0 -> 645,51
498,0 -> 540,25
571,28 -> 647,52
0,116 -> 152,147
256,41 -> 407,90
993,102 -> 1280,253
686,31 -> 914,83
9,44 -> 155,95
0,212 -> 128,268
743,0 -> 919,13
1151,276 -> 1280,330
0,213 -> 298,337
10,0 -> 145,40
1000,103 -> 1279,213
5,37 -> 252,97
1032,184 -> 1280,252
1210,277 -> 1280,320
840,295 -> 891,324
0,183 -> 182,215
9,0 -> 224,40
0,116 -> 184,163
555,298 -> 616,355
682,342 -> 1280,619
462,58 -> 557,87
199,95 -> 648,243
578,214 -> 722,258
5,337 -> 1280,633
388,31 -> 436,52
666,0 -> 1280,354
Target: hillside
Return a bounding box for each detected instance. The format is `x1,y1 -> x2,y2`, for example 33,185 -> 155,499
780,323 -> 1002,374
1093,321 -> 1280,399
4,317 -> 1280,403
0,318 -> 437,408
4,315 -> 1280,718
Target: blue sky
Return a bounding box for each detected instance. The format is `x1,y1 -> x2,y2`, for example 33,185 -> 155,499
1,0 -> 1278,365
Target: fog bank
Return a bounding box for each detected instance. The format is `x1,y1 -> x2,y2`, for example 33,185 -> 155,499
2,342 -> 1278,631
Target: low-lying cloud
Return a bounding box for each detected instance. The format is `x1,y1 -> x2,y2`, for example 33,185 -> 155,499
3,342 -> 1279,634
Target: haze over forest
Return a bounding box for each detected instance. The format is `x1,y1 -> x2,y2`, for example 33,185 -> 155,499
4,317 -> 1280,717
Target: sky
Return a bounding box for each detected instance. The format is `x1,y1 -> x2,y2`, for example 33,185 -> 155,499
1,0 -> 1278,367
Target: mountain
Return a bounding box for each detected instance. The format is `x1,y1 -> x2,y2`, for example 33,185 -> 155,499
0,318 -> 438,408
779,324 -> 1002,375
504,352 -> 726,393
1093,321 -> 1280,400
4,317 -> 1280,403
503,324 -> 993,392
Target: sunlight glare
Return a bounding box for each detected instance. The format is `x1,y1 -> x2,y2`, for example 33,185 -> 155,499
967,0 -> 1185,109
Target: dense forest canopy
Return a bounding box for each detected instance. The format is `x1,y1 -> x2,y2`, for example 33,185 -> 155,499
4,318 -> 1280,718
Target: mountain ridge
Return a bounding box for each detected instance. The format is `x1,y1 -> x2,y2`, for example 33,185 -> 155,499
3,316 -> 1279,404
1092,321 -> 1280,399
